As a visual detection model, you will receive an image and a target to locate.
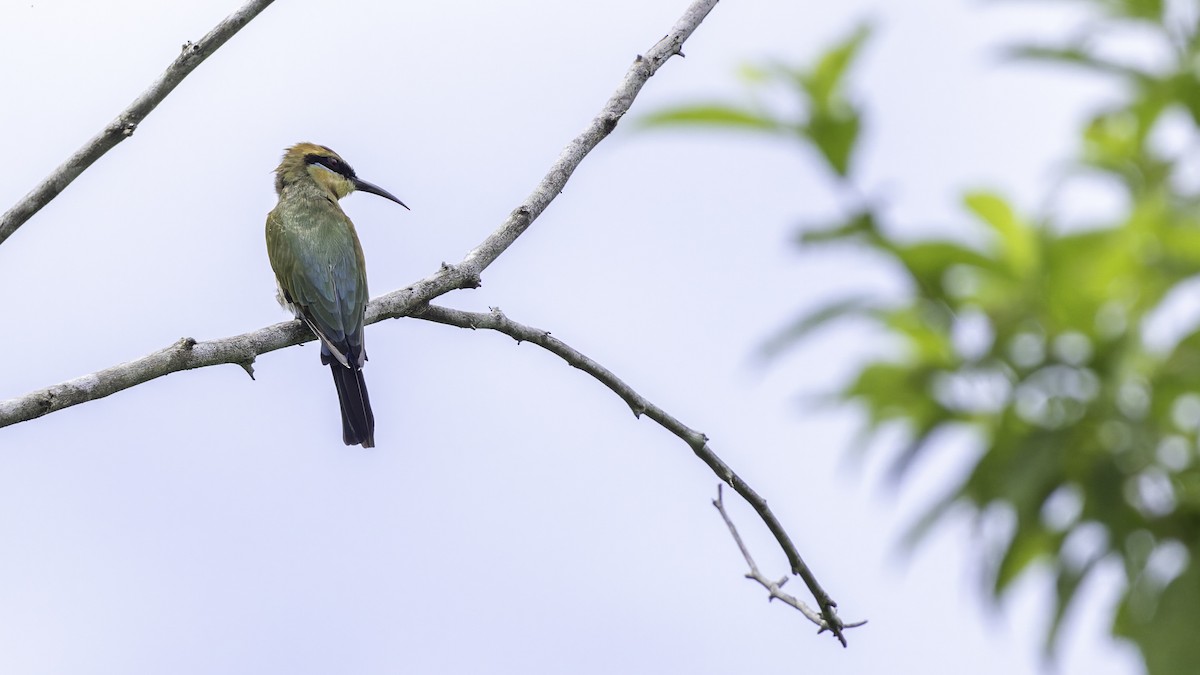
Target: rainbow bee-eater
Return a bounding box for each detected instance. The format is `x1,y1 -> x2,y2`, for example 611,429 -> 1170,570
266,143 -> 407,447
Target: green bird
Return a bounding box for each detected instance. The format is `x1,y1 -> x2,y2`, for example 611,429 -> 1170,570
266,143 -> 408,447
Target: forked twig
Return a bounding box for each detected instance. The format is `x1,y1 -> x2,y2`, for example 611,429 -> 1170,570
713,484 -> 867,644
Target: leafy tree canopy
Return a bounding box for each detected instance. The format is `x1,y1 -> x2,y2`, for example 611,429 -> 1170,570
642,1 -> 1200,673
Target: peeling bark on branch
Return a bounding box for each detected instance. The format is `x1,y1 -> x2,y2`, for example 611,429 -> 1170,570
0,0 -> 277,246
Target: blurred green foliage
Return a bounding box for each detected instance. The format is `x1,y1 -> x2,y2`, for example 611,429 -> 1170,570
641,3 -> 1200,674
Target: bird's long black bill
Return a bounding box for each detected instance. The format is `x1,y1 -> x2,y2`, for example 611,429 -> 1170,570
353,177 -> 409,210
328,362 -> 375,448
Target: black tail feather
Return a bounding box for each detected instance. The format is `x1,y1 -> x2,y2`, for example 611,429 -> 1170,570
329,362 -> 375,447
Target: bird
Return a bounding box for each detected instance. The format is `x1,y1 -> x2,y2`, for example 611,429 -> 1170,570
265,143 -> 408,447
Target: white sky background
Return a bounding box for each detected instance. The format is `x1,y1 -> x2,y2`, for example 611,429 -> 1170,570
0,0 -> 1152,673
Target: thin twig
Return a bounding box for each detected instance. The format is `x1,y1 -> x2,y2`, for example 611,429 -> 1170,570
0,0 -> 277,247
413,304 -> 854,646
0,0 -> 719,427
713,485 -> 867,643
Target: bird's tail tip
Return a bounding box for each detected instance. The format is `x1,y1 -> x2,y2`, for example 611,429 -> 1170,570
329,362 -> 375,448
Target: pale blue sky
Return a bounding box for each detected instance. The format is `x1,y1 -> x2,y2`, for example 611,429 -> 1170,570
0,0 -> 1147,673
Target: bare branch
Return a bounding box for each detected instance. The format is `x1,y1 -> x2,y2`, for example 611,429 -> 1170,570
0,0 -> 719,425
413,304 -> 855,646
0,324 -> 306,429
367,0 -> 721,323
0,0 -> 277,247
712,485 -> 867,643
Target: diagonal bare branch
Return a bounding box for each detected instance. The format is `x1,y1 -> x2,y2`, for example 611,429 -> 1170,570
365,0 -> 720,319
413,304 -> 854,646
0,0 -> 720,427
0,0 -> 277,247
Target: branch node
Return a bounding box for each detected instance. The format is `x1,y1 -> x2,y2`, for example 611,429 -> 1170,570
440,261 -> 482,289
668,36 -> 685,58
238,359 -> 256,380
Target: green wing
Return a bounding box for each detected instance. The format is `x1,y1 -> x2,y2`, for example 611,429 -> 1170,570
266,199 -> 369,367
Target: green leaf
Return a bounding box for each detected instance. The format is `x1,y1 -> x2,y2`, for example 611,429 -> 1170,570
759,296 -> 885,361
1170,71 -> 1200,127
898,488 -> 964,552
796,210 -> 878,245
844,362 -> 929,427
1003,45 -> 1151,81
963,191 -> 1038,276
1115,549 -> 1200,675
891,240 -> 999,300
635,103 -> 783,132
1104,0 -> 1164,20
805,108 -> 861,176
1045,550 -> 1103,656
792,23 -> 871,176
886,419 -> 951,483
800,22 -> 873,107
994,522 -> 1056,595
736,63 -> 774,84
880,302 -> 957,365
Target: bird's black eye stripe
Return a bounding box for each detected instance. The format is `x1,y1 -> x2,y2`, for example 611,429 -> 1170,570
304,153 -> 357,179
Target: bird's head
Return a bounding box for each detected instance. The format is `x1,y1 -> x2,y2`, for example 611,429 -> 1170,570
274,142 -> 408,209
